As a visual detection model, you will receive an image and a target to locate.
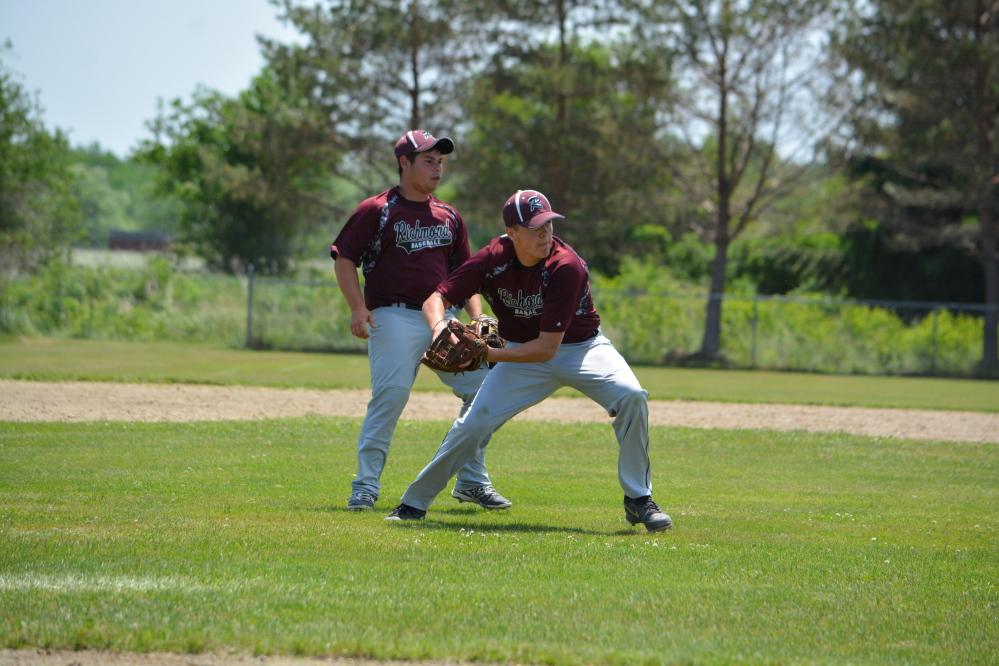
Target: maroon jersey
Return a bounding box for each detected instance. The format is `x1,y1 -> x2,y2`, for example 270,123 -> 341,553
330,187 -> 471,310
438,236 -> 601,344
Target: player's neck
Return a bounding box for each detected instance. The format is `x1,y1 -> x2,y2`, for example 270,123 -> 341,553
397,180 -> 432,203
512,246 -> 545,268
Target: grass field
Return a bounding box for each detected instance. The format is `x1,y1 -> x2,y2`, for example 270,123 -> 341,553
3,337 -> 999,411
1,416 -> 997,665
2,338 -> 998,664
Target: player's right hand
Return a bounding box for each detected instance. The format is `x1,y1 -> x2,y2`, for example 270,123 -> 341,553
349,308 -> 375,339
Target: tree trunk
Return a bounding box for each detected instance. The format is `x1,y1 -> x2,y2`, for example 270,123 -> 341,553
981,200 -> 999,369
700,237 -> 729,358
972,0 -> 997,369
408,0 -> 421,129
701,43 -> 730,360
552,0 -> 567,204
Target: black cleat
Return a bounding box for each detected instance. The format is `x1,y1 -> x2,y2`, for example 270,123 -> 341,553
624,495 -> 673,532
385,503 -> 427,521
451,485 -> 512,510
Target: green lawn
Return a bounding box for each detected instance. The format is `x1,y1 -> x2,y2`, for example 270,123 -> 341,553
3,337 -> 998,411
1,417 -> 996,665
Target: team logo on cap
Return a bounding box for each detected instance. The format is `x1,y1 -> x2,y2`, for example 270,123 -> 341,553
526,195 -> 543,212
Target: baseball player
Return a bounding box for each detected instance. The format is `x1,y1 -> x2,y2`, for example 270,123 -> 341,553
330,130 -> 509,512
385,189 -> 673,532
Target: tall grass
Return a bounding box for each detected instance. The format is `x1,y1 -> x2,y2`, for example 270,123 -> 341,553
1,418 -> 996,664
1,259 -> 988,376
1,259 -> 246,347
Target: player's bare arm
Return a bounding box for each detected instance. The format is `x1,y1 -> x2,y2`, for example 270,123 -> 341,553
426,288 -> 561,363
334,256 -> 376,339
486,331 -> 563,364
463,294 -> 484,320
423,291 -> 453,339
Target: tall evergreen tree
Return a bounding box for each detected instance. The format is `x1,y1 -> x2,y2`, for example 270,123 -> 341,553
458,37 -> 675,272
832,0 -> 999,369
263,0 -> 490,186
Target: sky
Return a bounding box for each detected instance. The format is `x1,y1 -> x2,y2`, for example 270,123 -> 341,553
1,0 -> 304,157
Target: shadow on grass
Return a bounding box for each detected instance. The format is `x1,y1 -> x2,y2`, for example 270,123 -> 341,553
387,519 -> 606,536
307,504 -> 673,537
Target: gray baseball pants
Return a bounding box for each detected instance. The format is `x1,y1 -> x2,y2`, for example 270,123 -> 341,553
350,304 -> 492,498
399,332 -> 653,511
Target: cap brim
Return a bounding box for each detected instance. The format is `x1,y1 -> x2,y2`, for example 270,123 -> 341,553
417,137 -> 454,155
522,211 -> 564,229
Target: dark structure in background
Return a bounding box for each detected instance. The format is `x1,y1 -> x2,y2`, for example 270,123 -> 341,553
108,230 -> 171,252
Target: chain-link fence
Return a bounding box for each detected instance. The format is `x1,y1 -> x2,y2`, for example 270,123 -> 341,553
245,267 -> 998,377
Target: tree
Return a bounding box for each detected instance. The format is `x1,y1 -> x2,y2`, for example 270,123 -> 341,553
832,0 -> 999,369
139,71 -> 344,274
632,0 -> 838,360
471,0 -> 639,207
458,37 -> 675,272
70,144 -> 184,247
263,0 -> 489,186
69,161 -> 135,248
0,42 -> 81,274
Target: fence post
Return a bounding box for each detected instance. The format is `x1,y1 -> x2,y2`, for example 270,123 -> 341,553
751,296 -> 759,368
245,263 -> 255,349
931,306 -> 939,376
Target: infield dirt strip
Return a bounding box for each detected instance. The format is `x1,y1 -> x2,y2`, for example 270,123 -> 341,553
1,379 -> 996,443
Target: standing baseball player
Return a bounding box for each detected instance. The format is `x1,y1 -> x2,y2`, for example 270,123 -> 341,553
330,130 -> 509,512
385,189 -> 673,532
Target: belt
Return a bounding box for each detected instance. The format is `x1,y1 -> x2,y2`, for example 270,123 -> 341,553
563,328 -> 600,345
385,302 -> 422,311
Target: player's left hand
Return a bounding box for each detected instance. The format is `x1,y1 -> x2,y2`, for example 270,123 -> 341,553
421,320 -> 490,374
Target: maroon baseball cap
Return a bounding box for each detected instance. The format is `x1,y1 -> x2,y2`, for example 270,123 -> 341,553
502,190 -> 564,229
394,130 -> 454,162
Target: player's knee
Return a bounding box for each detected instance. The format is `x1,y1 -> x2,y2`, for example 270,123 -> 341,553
369,385 -> 410,413
607,385 -> 648,418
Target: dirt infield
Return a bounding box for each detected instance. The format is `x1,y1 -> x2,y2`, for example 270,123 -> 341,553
2,379 -> 997,443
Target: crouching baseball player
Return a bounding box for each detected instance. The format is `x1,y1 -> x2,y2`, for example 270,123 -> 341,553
385,189 -> 673,532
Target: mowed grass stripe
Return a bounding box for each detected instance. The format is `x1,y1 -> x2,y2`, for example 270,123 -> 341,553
3,337 -> 999,411
1,417 -> 996,665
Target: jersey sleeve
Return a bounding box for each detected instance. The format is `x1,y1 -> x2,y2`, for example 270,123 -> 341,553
447,208 -> 472,272
438,245 -> 489,307
330,199 -> 379,263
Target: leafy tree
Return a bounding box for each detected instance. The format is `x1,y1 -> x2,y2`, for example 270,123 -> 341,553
0,42 -> 82,274
71,144 -> 183,246
263,0 -> 490,187
631,0 -> 839,361
832,0 -> 999,369
471,0 -> 639,207
451,1 -> 676,271
69,162 -> 135,248
139,71 -> 343,274
458,37 -> 675,272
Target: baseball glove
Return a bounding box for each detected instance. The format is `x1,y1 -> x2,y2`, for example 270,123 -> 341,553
421,320 -> 490,374
469,314 -> 507,350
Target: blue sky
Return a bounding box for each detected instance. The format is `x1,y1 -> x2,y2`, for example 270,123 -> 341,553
1,0 -> 303,157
